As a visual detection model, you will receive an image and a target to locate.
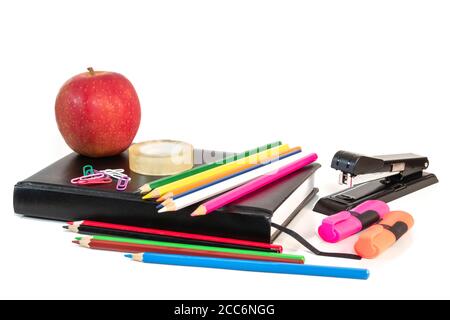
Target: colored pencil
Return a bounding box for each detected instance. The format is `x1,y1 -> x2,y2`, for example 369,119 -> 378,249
64,220 -> 282,252
74,235 -> 303,261
73,238 -> 304,264
155,146 -> 301,204
192,153 -> 318,216
156,147 -> 302,209
145,144 -> 291,200
159,150 -> 305,212
137,141 -> 282,194
65,224 -> 276,252
142,144 -> 292,199
125,252 -> 370,280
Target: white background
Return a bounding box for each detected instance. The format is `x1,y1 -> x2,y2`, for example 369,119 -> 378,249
0,0 -> 449,299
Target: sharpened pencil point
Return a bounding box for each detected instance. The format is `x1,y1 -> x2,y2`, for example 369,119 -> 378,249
124,254 -> 132,259
143,189 -> 160,200
75,237 -> 82,241
138,184 -> 152,195
161,201 -> 176,212
72,240 -> 80,244
191,205 -> 207,217
63,225 -> 68,229
158,193 -> 173,202
156,204 -> 163,210
149,190 -> 161,198
162,199 -> 174,205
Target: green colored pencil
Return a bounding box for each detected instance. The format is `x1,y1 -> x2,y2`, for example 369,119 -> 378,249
137,141 -> 282,194
74,235 -> 304,262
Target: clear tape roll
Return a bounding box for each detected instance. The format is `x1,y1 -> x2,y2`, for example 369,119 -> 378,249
128,140 -> 194,176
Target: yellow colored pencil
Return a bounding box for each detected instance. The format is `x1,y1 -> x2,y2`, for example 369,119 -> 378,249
142,144 -> 291,199
154,147 -> 305,203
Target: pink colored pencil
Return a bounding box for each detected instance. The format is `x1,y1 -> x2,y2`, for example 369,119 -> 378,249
191,153 -> 318,216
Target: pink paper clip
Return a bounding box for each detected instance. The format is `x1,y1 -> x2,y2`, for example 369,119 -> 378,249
71,172 -> 112,185
116,176 -> 130,191
77,176 -> 113,185
80,172 -> 108,181
71,176 -> 86,184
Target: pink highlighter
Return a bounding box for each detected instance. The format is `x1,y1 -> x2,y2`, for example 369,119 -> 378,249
318,200 -> 390,243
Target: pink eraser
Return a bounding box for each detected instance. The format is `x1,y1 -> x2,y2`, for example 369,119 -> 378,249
318,200 -> 390,243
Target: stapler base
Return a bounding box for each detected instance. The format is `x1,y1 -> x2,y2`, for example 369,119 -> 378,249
313,172 -> 438,215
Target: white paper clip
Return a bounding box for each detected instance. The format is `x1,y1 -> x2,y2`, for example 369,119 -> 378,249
98,169 -> 131,181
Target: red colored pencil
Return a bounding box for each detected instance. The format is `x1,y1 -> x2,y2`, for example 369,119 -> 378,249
73,239 -> 303,264
66,220 -> 283,252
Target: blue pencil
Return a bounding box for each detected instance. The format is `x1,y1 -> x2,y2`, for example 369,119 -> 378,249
125,252 -> 370,280
155,148 -> 302,209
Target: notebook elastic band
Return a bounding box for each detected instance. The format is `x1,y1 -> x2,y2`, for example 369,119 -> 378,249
270,222 -> 362,260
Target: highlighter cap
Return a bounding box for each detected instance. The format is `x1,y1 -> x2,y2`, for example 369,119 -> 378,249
318,200 -> 390,243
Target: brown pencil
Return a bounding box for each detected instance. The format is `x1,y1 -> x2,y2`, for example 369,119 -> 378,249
73,239 -> 304,264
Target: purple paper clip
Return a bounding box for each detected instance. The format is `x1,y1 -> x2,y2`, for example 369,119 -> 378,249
116,176 -> 130,191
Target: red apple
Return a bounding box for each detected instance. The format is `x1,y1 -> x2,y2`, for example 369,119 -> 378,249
55,67 -> 141,157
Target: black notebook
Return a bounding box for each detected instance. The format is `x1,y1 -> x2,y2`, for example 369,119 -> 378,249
13,150 -> 320,243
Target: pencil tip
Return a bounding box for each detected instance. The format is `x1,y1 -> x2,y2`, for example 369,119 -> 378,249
145,190 -> 160,199
191,205 -> 207,217
137,184 -> 152,194
158,193 -> 173,202
63,225 -> 68,229
143,190 -> 159,200
156,204 -> 163,210
72,240 -> 80,244
124,254 -> 132,259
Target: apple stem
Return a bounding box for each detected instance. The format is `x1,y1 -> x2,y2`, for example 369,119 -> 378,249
87,67 -> 95,76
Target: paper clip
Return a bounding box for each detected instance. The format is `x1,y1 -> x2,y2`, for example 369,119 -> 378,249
77,176 -> 112,185
72,168 -> 129,188
116,176 -> 131,191
83,165 -> 94,176
101,169 -> 130,181
71,172 -> 112,185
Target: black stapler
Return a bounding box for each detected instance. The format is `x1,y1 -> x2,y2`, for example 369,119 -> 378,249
313,151 -> 439,215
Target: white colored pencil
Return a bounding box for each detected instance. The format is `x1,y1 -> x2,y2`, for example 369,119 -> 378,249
158,151 -> 307,213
